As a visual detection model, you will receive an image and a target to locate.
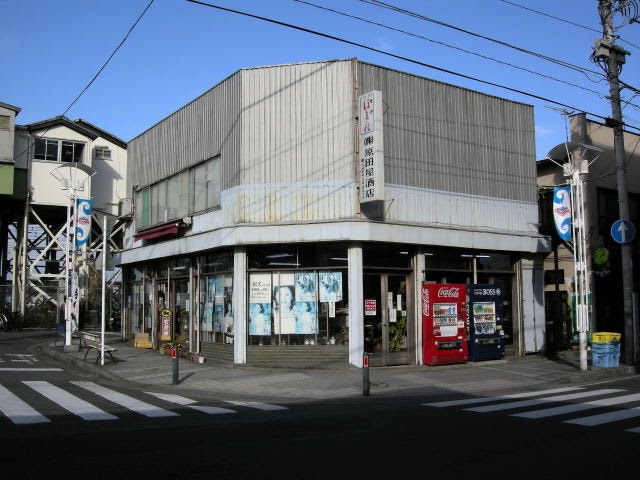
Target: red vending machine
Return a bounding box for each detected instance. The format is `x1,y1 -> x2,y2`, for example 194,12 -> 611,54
422,283 -> 468,365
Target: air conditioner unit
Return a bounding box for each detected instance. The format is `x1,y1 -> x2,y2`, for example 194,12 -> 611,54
118,198 -> 133,218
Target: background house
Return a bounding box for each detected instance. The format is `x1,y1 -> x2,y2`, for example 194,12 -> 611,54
0,109 -> 127,329
537,112 -> 640,353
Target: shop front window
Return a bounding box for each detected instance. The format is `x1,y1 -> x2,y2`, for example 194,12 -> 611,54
247,270 -> 348,346
200,273 -> 233,344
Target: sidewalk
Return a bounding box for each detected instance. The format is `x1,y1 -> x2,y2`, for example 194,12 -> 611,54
38,330 -> 638,403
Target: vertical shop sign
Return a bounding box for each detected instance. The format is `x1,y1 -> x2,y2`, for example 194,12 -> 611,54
359,90 -> 384,203
75,198 -> 92,247
160,309 -> 172,341
552,186 -> 572,241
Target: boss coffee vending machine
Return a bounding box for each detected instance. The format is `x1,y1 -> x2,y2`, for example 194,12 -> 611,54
422,283 -> 468,365
467,284 -> 505,361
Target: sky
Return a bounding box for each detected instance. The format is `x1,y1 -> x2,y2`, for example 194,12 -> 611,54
2,0 -> 640,160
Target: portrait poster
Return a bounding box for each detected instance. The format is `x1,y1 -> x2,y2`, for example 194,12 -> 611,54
202,302 -> 214,332
295,272 -> 317,302
319,271 -> 343,303
294,300 -> 318,334
249,302 -> 272,336
224,285 -> 233,317
273,273 -> 296,334
202,276 -> 216,332
214,301 -> 224,333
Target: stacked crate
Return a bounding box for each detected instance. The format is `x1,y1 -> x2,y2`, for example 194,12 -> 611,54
591,332 -> 621,368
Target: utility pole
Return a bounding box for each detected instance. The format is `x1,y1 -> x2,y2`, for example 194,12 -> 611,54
593,0 -> 637,365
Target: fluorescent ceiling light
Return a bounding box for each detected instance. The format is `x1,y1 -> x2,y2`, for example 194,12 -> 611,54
265,253 -> 294,259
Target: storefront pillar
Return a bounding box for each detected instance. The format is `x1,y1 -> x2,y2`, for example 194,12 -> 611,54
413,250 -> 425,365
348,243 -> 364,367
233,246 -> 247,364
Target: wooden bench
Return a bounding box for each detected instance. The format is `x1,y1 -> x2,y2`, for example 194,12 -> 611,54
80,331 -> 117,364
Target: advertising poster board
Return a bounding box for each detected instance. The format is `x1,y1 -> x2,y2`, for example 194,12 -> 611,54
249,274 -> 272,336
273,273 -> 296,334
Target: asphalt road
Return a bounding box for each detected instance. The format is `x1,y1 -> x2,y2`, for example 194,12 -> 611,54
2,332 -> 640,478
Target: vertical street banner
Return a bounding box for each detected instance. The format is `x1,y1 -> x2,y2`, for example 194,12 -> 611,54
75,198 -> 92,247
359,90 -> 384,203
552,186 -> 572,241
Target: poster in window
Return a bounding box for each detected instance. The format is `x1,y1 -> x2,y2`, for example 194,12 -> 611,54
249,273 -> 272,303
294,300 -> 318,334
202,276 -> 216,332
249,302 -> 272,336
319,272 -> 342,303
213,301 -> 224,333
273,273 -> 296,334
295,272 -> 317,302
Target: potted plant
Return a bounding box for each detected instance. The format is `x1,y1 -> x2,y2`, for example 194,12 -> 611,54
340,326 -> 349,345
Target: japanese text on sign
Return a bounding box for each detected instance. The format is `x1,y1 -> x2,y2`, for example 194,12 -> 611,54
359,90 -> 384,203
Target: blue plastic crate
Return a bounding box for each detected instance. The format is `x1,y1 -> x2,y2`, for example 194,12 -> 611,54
591,342 -> 620,368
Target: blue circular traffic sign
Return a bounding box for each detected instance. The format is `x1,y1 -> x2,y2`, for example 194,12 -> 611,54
611,219 -> 636,244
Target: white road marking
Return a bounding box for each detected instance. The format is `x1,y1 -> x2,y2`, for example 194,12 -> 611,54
23,381 -> 116,421
145,391 -> 236,415
72,381 -> 178,417
224,400 -> 288,411
465,389 -> 623,413
513,392 -> 640,419
0,384 -> 50,424
423,387 -> 584,408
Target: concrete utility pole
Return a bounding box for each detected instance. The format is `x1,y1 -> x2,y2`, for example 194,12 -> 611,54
593,0 -> 637,365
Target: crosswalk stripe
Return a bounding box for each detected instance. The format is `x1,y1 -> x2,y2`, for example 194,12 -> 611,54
225,400 -> 288,411
422,387 -> 584,408
23,381 -> 117,421
0,368 -> 63,372
0,384 -> 50,424
145,391 -> 236,415
625,425 -> 640,433
513,392 -> 640,419
564,405 -> 640,426
465,389 -> 623,413
71,381 -> 178,418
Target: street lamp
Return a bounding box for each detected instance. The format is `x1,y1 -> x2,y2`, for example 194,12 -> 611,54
51,162 -> 95,350
547,142 -> 603,371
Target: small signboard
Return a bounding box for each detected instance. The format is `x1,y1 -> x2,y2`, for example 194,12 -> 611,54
611,219 -> 636,244
365,299 -> 377,316
160,309 -> 172,341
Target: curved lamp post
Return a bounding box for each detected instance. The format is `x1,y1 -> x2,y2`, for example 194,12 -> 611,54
51,162 -> 96,349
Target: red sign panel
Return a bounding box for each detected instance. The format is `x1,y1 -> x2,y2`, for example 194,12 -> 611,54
364,299 -> 377,316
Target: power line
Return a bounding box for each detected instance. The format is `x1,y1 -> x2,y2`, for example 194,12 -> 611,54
185,0 -> 640,132
361,0 -> 606,79
295,0 -> 606,97
500,0 -> 639,50
62,0 -> 155,118
13,1 -> 155,163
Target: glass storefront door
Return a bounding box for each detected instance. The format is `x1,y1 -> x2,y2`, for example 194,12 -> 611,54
363,273 -> 409,366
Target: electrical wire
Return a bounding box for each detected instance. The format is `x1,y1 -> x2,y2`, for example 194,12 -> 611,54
13,0 -> 155,163
186,0 -> 640,132
295,0 -> 605,97
62,0 -> 155,118
361,0 -> 606,79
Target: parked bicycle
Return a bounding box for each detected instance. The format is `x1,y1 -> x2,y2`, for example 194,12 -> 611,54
0,313 -> 8,332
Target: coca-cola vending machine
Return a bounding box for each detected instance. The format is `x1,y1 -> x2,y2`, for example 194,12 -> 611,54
422,283 -> 468,365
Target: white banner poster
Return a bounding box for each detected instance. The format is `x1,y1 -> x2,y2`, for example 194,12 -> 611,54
273,273 -> 296,334
359,90 -> 384,203
75,198 -> 92,248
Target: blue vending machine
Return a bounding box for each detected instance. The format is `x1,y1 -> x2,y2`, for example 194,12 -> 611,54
467,284 -> 505,361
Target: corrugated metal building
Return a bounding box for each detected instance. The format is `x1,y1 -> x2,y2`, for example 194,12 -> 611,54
117,58 -> 550,368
